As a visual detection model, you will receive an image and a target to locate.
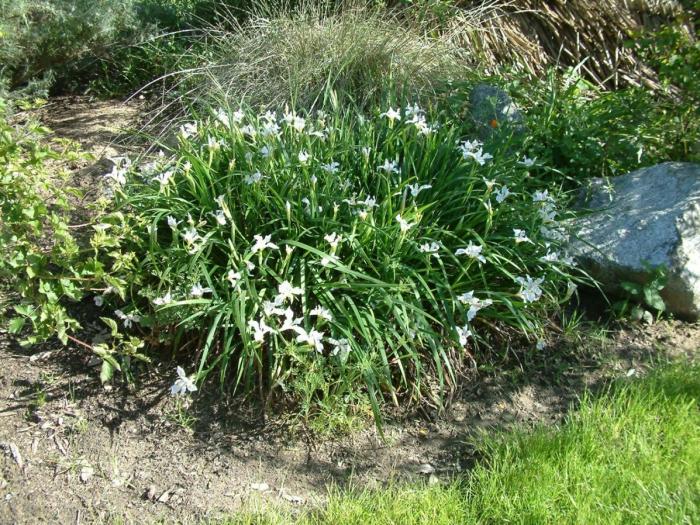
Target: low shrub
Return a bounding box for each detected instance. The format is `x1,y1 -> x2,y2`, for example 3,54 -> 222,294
97,100 -> 581,420
0,98 -> 149,380
0,0 -> 147,93
498,62 -> 700,185
0,98 -> 88,343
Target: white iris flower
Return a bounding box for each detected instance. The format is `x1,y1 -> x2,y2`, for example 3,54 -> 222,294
170,366 -> 197,395
251,234 -> 279,254
380,107 -> 401,123
455,242 -> 486,263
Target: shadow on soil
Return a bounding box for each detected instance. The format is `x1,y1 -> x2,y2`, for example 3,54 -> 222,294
1,275 -> 697,524
1,295 -> 691,492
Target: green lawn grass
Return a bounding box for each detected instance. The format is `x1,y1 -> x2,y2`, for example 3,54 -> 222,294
225,360 -> 700,524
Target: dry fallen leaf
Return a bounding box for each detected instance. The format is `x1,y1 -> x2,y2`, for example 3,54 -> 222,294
53,435 -> 68,456
0,442 -> 24,471
29,351 -> 53,363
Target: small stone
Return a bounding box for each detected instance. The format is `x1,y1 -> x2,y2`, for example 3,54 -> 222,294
250,482 -> 270,492
79,465 -> 94,483
111,476 -> 125,487
428,474 -> 440,485
145,485 -> 156,501
416,463 -> 435,475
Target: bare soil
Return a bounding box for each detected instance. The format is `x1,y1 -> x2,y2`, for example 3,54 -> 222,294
1,97 -> 698,525
33,96 -> 145,160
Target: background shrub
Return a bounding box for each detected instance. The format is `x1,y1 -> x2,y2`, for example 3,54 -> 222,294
0,0 -> 147,93
0,0 -> 229,97
509,65 -> 700,184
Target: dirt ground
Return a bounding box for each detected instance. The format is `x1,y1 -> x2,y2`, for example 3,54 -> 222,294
1,98 -> 698,524
33,96 -> 145,160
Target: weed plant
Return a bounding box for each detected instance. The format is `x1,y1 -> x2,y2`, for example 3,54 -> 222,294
492,62 -> 700,185
0,97 -> 151,382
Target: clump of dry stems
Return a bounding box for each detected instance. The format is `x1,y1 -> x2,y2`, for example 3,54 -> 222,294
444,0 -> 689,88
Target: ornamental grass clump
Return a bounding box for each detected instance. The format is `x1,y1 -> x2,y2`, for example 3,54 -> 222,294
178,4 -> 465,114
104,101 -> 580,419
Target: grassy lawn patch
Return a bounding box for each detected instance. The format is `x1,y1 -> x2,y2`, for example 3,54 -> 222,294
226,360 -> 699,524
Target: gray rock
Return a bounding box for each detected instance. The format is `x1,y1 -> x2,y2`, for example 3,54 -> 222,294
570,162 -> 700,320
469,84 -> 524,138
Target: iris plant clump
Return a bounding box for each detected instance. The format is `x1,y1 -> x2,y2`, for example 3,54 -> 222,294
104,101 -> 580,419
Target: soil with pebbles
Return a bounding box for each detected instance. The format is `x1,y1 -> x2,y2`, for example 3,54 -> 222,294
1,97 -> 698,524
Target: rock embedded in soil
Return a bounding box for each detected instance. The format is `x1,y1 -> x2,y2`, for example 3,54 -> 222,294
570,162 -> 700,319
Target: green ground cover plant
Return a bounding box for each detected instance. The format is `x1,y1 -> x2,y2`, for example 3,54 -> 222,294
223,360 -> 700,524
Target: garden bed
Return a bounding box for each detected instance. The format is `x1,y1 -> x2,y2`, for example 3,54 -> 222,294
2,303 -> 697,523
